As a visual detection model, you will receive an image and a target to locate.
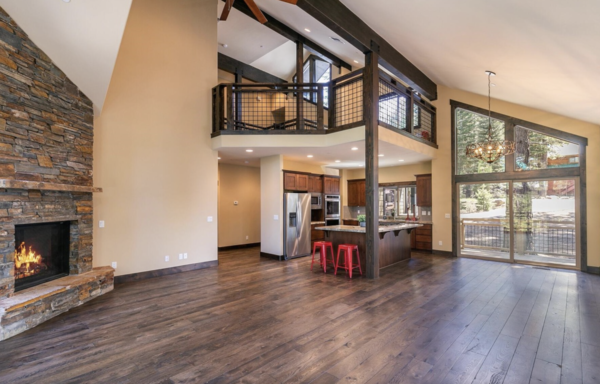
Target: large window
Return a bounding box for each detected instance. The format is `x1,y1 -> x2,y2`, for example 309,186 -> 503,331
451,101 -> 587,270
294,55 -> 332,108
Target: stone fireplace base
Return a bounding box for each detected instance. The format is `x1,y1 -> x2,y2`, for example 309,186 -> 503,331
0,266 -> 114,341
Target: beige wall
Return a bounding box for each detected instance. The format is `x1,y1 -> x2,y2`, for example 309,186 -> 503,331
344,162 -> 432,183
283,159 -> 339,176
93,0 -> 218,276
218,164 -> 261,247
431,85 -> 600,267
261,155 -> 284,256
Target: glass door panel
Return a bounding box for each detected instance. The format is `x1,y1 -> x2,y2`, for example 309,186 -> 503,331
513,179 -> 577,266
459,182 -> 510,260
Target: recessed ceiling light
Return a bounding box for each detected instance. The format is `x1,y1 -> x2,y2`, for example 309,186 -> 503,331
378,154 -> 384,157
63,0 -> 71,2
304,28 -> 311,32
335,160 -> 341,163
220,43 -> 228,48
353,60 -> 359,64
398,159 -> 405,162
246,149 -> 253,152
307,155 -> 313,158
351,147 -> 358,151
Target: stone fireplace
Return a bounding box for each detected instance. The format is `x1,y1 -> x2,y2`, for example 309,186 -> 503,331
0,7 -> 113,341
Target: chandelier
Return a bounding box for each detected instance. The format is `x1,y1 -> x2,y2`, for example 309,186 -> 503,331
465,71 -> 515,163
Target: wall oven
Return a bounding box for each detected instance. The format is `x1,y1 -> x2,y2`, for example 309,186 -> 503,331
310,193 -> 322,210
325,195 -> 340,219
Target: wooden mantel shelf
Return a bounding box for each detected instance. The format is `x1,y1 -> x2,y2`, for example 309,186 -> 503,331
0,179 -> 102,193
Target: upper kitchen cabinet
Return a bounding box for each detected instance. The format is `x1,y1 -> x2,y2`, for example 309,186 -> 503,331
347,179 -> 366,207
284,172 -> 309,191
415,174 -> 432,207
323,176 -> 340,195
308,175 -> 323,193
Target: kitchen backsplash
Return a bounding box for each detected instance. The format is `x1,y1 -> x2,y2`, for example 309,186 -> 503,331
344,206 -> 433,221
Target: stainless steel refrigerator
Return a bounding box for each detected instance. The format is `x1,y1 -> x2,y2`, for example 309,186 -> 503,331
284,193 -> 311,259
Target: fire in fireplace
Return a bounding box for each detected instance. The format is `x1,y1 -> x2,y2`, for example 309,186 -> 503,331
14,221 -> 71,292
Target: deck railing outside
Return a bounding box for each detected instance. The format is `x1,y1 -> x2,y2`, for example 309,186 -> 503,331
460,218 -> 576,257
212,69 -> 436,146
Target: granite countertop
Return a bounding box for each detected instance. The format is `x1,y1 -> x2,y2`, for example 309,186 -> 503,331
343,219 -> 434,225
311,221 -> 325,225
315,223 -> 422,233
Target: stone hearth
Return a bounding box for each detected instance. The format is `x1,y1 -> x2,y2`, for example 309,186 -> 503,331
0,7 -> 113,340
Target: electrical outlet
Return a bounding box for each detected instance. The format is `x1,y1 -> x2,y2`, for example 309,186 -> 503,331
99,220 -> 105,228
445,213 -> 451,219
234,201 -> 239,206
184,253 -> 188,259
165,255 -> 169,262
274,215 -> 279,220
111,262 -> 117,269
438,241 -> 443,246
179,254 -> 183,260
207,216 -> 213,222
246,235 -> 249,240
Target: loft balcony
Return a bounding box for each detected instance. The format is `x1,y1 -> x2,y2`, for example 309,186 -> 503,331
212,69 -> 437,148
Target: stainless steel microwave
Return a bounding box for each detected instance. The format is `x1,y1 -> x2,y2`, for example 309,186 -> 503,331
310,193 -> 322,210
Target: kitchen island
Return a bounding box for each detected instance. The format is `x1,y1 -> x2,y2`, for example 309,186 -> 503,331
315,223 -> 422,272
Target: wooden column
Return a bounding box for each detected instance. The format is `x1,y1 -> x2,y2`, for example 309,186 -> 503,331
364,48 -> 380,279
296,41 -> 305,130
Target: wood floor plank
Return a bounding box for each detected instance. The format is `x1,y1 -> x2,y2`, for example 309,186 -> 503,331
0,248 -> 596,384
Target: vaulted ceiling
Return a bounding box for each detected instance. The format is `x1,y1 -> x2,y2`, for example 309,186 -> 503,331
1,0 -> 598,125
0,0 -> 132,113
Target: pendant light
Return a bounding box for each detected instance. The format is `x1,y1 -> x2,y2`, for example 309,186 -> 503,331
465,71 -> 515,163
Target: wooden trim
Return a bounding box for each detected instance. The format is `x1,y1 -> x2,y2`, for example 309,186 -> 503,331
218,53 -> 286,84
114,260 -> 219,284
0,179 -> 102,193
579,142 -> 588,271
364,49 -> 380,279
218,242 -> 260,251
296,0 -> 437,100
260,252 -> 285,261
432,250 -> 453,257
225,0 -> 351,71
379,181 -> 416,187
587,266 -> 600,275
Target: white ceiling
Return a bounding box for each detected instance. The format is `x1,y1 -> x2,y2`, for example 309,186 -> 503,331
217,140 -> 432,169
0,0 -> 132,114
244,0 -> 600,125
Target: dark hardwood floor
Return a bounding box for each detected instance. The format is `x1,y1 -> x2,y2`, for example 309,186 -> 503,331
1,247 -> 599,384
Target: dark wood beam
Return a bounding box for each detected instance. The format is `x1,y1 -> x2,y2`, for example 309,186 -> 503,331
218,53 -> 286,84
364,49 -> 380,279
296,0 -> 437,101
296,41 -> 305,130
223,0 -> 352,71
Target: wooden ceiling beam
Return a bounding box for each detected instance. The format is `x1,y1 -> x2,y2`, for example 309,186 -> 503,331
223,0 -> 352,71
295,0 -> 437,100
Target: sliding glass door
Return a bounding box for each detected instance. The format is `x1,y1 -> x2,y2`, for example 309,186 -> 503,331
458,178 -> 579,268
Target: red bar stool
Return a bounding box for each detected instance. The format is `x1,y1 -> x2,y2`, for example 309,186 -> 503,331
335,244 -> 362,279
311,241 -> 335,273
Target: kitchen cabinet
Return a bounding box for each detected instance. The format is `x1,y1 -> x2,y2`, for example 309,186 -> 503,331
284,172 -> 309,191
415,174 -> 432,207
311,223 -> 325,242
308,175 -> 323,193
343,219 -> 359,226
411,224 -> 432,251
323,176 -> 340,194
347,179 -> 366,207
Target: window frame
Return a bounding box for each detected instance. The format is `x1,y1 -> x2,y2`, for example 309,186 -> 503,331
450,100 -> 589,271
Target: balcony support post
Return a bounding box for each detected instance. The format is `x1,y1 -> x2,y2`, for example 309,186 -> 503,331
296,41 -> 305,131
364,47 -> 380,279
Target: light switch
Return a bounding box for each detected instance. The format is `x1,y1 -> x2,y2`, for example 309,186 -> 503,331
274,215 -> 279,220
165,255 -> 169,262
184,253 -> 188,259
99,220 -> 105,228
111,262 -> 117,269
207,216 -> 213,222
445,213 -> 451,219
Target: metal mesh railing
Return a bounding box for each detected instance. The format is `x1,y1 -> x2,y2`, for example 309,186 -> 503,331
333,78 -> 363,127
413,103 -> 434,142
379,79 -> 409,130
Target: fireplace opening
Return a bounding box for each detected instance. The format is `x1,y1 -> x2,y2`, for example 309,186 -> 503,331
14,221 -> 71,292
